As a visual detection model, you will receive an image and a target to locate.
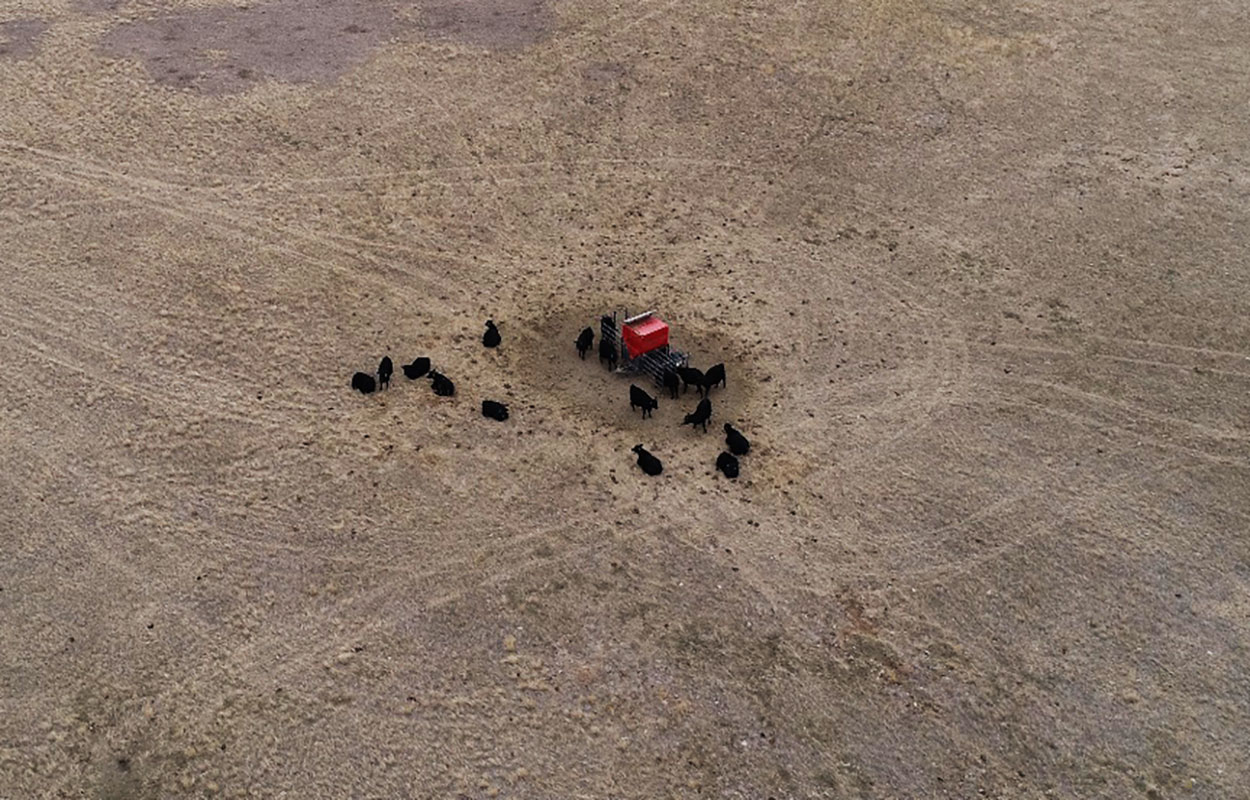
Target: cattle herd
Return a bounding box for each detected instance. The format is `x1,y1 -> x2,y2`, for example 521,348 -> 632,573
348,318 -> 751,481
350,320 -> 507,422
577,325 -> 752,480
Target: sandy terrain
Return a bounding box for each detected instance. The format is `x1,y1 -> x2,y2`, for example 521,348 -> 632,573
1,0 -> 1248,797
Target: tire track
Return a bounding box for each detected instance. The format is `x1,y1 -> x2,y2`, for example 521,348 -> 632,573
855,452 -> 1185,594
988,385 -> 1249,470
0,429 -> 151,592
42,518 -> 609,800
818,264 -> 972,475
265,156 -> 764,187
0,285 -> 318,418
0,147 -> 483,313
0,311 -> 299,434
894,332 -> 1250,381
1086,333 -> 1250,364
1005,374 -> 1248,444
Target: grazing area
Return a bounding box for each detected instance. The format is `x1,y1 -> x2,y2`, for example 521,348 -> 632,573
2,0 -> 1249,797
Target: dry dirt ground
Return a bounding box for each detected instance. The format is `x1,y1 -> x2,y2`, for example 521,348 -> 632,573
2,0 -> 1248,797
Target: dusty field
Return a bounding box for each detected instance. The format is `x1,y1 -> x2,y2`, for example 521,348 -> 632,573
2,0 -> 1249,797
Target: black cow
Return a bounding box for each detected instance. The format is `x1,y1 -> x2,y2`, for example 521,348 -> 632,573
676,366 -> 705,396
575,327 -> 594,359
631,444 -> 663,476
430,371 -> 455,397
599,337 -> 618,371
716,451 -> 740,479
703,363 -> 726,392
402,357 -> 431,380
681,397 -> 712,433
724,422 -> 750,456
661,369 -> 679,400
351,371 -> 376,395
481,400 -> 509,421
378,356 -> 393,389
629,384 -> 658,418
482,320 -> 501,348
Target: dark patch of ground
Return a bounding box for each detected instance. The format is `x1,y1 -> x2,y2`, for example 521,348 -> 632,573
0,19 -> 48,60
76,0 -> 126,14
98,0 -> 405,93
97,0 -> 551,94
420,0 -> 551,50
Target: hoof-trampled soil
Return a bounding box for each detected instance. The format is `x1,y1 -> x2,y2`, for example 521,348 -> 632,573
2,0 -> 1248,797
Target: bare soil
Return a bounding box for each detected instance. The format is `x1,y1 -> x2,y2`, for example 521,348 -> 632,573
97,0 -> 551,93
2,0 -> 1248,798
98,0 -> 410,93
0,18 -> 48,59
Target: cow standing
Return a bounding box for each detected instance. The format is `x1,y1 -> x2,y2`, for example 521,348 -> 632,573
629,384 -> 658,419
575,327 -> 594,359
681,397 -> 712,433
599,337 -> 618,371
661,369 -> 680,399
676,366 -> 705,396
703,363 -> 726,392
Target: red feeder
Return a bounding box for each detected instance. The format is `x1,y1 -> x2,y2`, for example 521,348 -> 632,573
621,311 -> 669,358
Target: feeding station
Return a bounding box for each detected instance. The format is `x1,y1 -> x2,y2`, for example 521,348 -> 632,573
599,309 -> 690,386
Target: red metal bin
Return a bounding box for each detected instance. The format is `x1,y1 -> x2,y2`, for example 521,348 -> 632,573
621,312 -> 670,358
